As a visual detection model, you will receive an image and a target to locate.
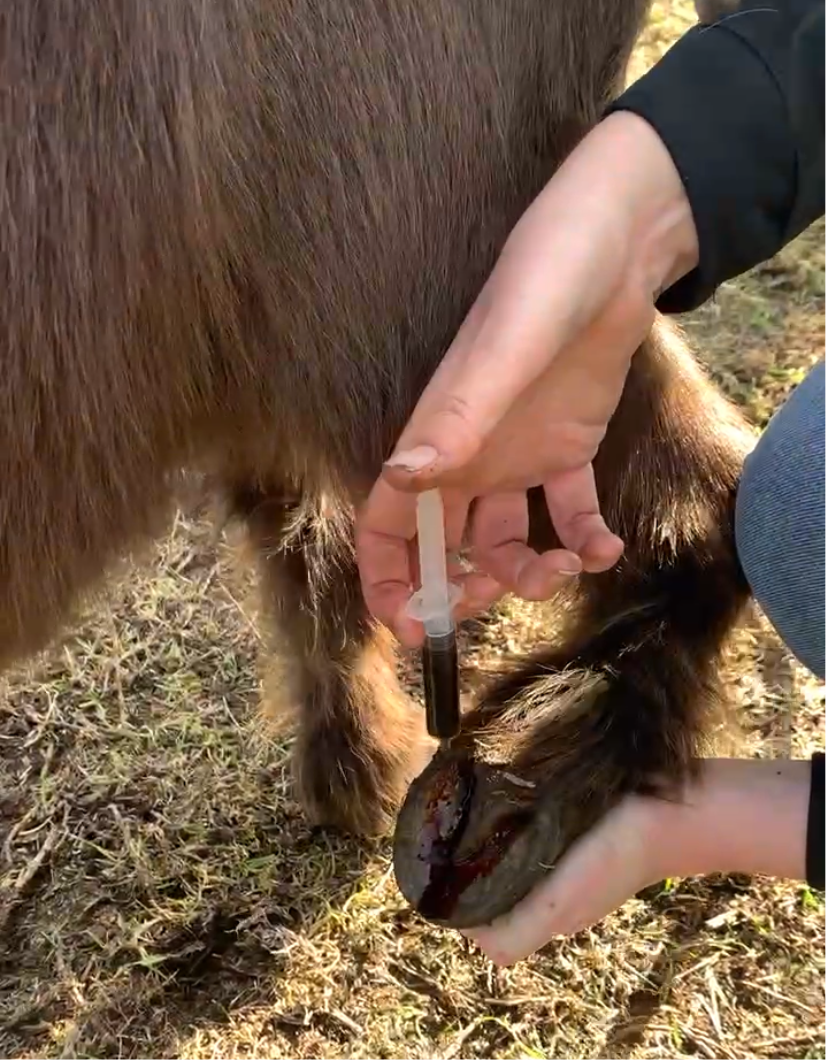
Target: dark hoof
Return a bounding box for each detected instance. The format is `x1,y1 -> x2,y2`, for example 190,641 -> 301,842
392,743 -> 566,930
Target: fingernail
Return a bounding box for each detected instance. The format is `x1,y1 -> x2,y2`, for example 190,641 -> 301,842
558,568 -> 581,577
384,445 -> 439,472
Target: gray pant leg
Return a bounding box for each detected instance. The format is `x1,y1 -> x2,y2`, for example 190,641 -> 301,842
735,359 -> 825,679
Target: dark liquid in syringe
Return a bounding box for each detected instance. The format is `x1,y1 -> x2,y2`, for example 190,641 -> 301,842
422,631 -> 460,741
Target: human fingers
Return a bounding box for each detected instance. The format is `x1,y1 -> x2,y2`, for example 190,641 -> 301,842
543,465 -> 624,573
356,480 -> 473,645
408,493 -> 505,631
355,479 -> 424,645
356,539 -> 423,649
461,805 -> 648,965
452,569 -> 507,621
461,796 -> 662,965
469,492 -> 583,600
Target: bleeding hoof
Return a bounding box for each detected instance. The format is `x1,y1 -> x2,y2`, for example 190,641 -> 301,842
392,743 -> 564,930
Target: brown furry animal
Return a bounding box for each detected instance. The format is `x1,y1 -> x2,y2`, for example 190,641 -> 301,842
1,0 -> 753,915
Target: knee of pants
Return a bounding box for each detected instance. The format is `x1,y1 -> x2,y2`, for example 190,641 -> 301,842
734,361 -> 825,680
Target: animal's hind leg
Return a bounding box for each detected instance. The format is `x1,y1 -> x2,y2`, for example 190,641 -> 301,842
465,319 -> 754,783
231,482 -> 430,837
393,319 -> 756,927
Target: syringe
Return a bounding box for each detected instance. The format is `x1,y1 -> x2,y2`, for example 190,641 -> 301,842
405,489 -> 462,746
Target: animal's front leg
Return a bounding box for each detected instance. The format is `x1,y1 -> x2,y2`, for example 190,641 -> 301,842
231,481 -> 430,837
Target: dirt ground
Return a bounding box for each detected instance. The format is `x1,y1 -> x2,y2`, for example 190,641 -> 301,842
1,5 -> 824,1058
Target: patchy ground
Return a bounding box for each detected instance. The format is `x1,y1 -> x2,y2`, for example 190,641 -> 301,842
1,5 -> 824,1058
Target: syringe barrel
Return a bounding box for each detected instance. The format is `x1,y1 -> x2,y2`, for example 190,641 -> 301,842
416,490 -> 453,637
422,630 -> 460,740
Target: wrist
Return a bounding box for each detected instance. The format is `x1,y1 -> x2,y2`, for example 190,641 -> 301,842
602,111 -> 699,298
594,111 -> 700,299
647,758 -> 811,883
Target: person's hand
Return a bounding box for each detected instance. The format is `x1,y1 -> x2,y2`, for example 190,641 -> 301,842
460,759 -> 811,966
461,792 -> 666,966
356,110 -> 700,647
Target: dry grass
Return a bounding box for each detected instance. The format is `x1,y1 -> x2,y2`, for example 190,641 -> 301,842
1,5 -> 824,1058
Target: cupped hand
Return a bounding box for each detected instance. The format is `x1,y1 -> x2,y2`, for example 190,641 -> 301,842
355,111 -> 699,646
460,758 -> 813,966
460,793 -> 664,966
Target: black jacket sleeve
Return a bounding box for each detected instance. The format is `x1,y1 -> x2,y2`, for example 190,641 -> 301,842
807,752 -> 824,891
606,0 -> 825,314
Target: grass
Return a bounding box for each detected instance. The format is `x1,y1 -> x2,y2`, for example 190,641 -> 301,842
1,4 -> 824,1058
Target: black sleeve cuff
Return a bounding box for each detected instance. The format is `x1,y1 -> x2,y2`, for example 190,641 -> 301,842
806,751 -> 824,891
605,3 -> 824,314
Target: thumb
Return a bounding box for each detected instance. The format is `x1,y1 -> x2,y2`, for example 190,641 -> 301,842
381,241 -> 584,493
381,398 -> 489,492
382,333 -> 555,496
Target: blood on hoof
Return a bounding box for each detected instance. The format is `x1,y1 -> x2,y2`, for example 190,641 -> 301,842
392,744 -> 567,930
